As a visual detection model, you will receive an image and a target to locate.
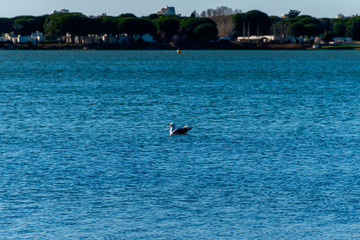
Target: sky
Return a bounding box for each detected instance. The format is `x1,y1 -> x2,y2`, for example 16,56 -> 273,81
1,0 -> 360,18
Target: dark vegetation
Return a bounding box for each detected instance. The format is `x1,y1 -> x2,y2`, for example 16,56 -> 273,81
1,8 -> 360,49
233,9 -> 360,41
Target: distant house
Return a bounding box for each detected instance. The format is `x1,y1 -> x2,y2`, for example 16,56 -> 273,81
0,35 -> 10,43
237,35 -> 281,43
284,36 -> 310,44
0,31 -> 44,44
65,33 -> 132,44
141,34 -> 154,43
102,34 -> 120,44
332,37 -> 352,43
84,35 -> 102,44
52,9 -> 70,14
157,6 -> 176,15
0,33 -> 16,43
31,31 -> 44,43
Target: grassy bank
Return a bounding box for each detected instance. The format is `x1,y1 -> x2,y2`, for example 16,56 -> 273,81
320,44 -> 360,49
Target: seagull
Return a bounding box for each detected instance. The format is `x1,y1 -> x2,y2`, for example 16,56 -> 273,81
168,123 -> 193,136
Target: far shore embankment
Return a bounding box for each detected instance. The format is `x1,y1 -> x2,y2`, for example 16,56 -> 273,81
0,42 -> 310,50
3,41 -> 360,50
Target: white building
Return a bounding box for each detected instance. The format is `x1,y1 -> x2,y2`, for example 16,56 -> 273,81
237,35 -> 281,43
31,31 -> 44,43
332,37 -> 352,43
157,6 -> 176,15
52,9 -> 70,14
0,33 -> 15,42
0,35 -> 9,42
66,33 -> 130,44
0,32 -> 44,44
102,34 -> 120,44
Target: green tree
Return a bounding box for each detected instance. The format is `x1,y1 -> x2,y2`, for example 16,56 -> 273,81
319,18 -> 332,41
152,15 -> 181,40
117,17 -> 155,41
61,14 -> 90,35
296,16 -> 322,37
144,14 -> 159,21
119,13 -> 137,18
272,20 -> 291,39
44,13 -> 88,39
233,10 -> 271,36
0,18 -> 13,34
43,13 -> 90,40
13,15 -> 46,35
137,18 -> 156,35
288,22 -> 305,37
346,17 -> 360,40
296,16 -> 320,25
304,23 -> 321,37
180,17 -> 216,38
97,16 -> 118,35
332,19 -> 347,37
193,23 -> 218,40
285,10 -> 301,18
269,16 -> 281,25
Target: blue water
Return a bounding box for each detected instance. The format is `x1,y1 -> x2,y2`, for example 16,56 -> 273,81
1,50 -> 360,239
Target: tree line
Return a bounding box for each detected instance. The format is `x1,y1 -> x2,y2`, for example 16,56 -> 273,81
1,8 -> 360,43
233,9 -> 360,41
0,13 -> 219,44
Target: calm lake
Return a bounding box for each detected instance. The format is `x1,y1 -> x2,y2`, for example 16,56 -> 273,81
1,50 -> 360,239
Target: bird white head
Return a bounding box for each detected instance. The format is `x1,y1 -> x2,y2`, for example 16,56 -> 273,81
168,123 -> 176,135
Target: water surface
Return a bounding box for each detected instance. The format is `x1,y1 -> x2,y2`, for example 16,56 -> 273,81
1,50 -> 360,239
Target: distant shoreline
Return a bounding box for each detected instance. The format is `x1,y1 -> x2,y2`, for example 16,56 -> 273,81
1,42 -> 359,50
0,42 -> 308,50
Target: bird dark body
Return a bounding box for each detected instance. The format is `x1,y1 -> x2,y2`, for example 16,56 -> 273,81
168,123 -> 193,135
